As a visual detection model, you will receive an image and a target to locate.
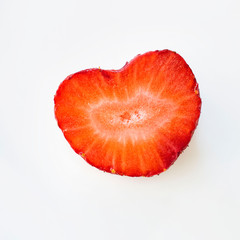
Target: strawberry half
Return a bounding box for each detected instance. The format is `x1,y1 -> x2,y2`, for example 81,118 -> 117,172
54,50 -> 201,177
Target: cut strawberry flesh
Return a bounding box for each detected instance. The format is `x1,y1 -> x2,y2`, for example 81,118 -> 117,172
90,93 -> 175,142
54,50 -> 201,177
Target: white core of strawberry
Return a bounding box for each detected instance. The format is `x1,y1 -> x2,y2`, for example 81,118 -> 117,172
89,92 -> 175,143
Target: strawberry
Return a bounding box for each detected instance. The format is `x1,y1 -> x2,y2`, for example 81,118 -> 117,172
54,50 -> 201,177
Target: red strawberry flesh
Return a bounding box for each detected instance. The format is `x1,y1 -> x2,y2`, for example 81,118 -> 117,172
54,50 -> 201,177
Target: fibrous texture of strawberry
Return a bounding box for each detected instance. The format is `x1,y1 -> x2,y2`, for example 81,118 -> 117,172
54,50 -> 201,177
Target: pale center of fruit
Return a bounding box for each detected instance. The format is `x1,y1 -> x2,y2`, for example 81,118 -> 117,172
89,93 -> 174,142
119,110 -> 146,126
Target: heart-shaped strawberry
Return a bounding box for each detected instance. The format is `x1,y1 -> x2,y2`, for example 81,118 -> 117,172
54,50 -> 201,177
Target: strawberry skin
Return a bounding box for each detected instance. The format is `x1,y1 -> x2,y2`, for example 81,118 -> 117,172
54,50 -> 201,177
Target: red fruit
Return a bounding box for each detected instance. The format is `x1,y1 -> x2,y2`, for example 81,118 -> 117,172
54,50 -> 201,177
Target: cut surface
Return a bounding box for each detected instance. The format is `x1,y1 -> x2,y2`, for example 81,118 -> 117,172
54,50 -> 201,177
90,93 -> 175,142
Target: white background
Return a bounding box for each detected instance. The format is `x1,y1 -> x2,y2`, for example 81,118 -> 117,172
1,0 -> 240,239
